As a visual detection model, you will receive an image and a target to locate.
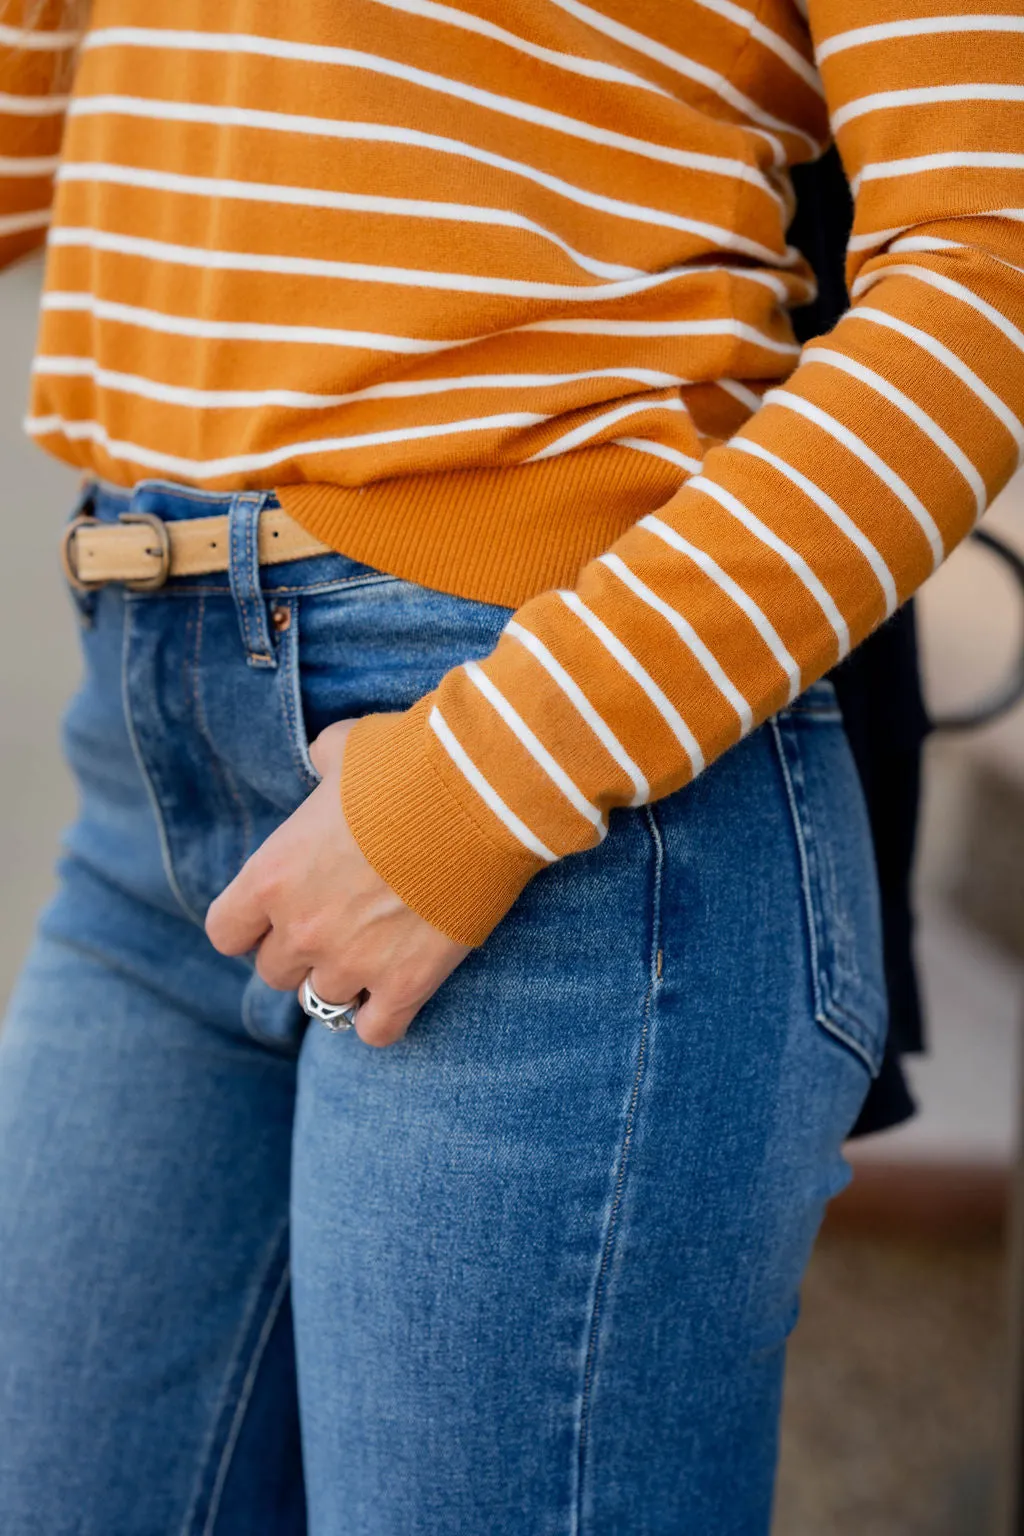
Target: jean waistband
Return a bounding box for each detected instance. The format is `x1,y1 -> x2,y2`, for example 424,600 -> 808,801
81,478 -> 282,526
74,479 -> 289,670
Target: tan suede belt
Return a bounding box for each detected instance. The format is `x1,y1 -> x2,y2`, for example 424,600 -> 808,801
61,509 -> 334,592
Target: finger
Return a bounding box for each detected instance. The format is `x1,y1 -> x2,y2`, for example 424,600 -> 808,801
253,929 -> 309,992
308,718 -> 355,779
206,866 -> 271,956
304,964 -> 365,1016
351,988 -> 424,1049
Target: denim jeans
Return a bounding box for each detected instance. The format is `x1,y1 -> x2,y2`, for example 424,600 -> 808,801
0,480 -> 887,1535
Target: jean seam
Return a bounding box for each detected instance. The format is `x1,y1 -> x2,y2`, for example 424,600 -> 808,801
120,598 -> 206,927
769,716 -> 825,1022
199,1260 -> 293,1536
769,717 -> 879,1077
277,600 -> 320,792
179,1221 -> 292,1536
191,592 -> 255,867
31,930 -> 279,1054
572,805 -> 664,1536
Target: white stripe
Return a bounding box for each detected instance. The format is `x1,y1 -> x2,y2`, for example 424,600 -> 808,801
0,155 -> 59,176
716,378 -> 763,413
852,153 -> 1024,196
640,512 -> 801,697
428,706 -> 557,863
32,356 -> 373,409
68,94 -> 799,265
81,29 -> 783,201
547,0 -> 818,157
44,290 -> 778,382
818,15 -> 1024,64
504,620 -> 649,805
558,591 -> 704,773
687,474 -> 850,654
463,661 -> 605,835
0,91 -> 70,116
888,233 -> 1024,280
845,306 -> 1024,458
689,0 -> 823,94
0,208 -> 49,238
40,290 -> 447,354
56,161 -> 644,282
523,264 -> 795,301
763,389 -> 945,565
25,409 -> 545,479
847,223 -> 911,254
990,207 -> 1024,222
33,353 -> 691,409
47,224 -> 716,305
728,438 -> 898,613
600,552 -> 752,730
612,436 -> 703,475
833,84 -> 1024,133
850,262 -> 1024,360
802,345 -> 987,515
363,0 -> 670,97
527,396 -> 686,461
523,316 -> 799,353
0,24 -> 82,49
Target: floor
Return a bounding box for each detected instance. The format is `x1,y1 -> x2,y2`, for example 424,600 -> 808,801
775,1231 -> 1009,1535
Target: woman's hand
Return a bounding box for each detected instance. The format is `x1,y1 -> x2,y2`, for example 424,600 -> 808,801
205,720 -> 471,1047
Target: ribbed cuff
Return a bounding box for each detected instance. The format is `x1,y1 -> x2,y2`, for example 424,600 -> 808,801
340,699 -> 543,947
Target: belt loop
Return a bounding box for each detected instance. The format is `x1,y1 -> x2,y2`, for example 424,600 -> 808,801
228,491 -> 277,670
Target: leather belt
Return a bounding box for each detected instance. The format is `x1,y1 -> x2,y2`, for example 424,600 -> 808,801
61,509 -> 334,592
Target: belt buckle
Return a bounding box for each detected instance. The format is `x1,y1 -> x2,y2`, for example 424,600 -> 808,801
59,511 -> 104,592
118,511 -> 172,592
60,509 -> 173,592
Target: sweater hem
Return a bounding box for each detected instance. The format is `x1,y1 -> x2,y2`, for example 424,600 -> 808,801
277,444 -> 686,607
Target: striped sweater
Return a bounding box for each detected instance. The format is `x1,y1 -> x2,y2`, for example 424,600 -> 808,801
3,1 -> 1023,944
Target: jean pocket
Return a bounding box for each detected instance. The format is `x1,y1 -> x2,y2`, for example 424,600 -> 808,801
282,571 -> 513,779
771,680 -> 889,1076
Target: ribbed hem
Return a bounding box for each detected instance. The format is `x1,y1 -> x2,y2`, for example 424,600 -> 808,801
341,700 -> 542,946
278,445 -> 682,606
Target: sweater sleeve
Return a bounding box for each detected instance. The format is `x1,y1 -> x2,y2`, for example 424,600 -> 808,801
340,0 -> 1024,946
0,1 -> 81,270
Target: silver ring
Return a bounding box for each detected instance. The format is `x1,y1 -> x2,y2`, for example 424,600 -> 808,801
300,976 -> 359,1032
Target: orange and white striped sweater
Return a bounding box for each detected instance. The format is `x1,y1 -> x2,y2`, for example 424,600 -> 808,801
3,0 -> 1023,944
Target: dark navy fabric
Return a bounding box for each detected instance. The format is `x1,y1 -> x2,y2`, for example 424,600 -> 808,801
790,147 -> 928,1135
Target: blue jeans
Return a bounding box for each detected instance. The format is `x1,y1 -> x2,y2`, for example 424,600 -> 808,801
0,481 -> 887,1535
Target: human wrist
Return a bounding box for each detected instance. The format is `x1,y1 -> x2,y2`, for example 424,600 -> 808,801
340,698 -> 543,947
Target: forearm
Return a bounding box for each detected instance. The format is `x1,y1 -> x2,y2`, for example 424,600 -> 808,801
341,4 -> 1024,945
0,0 -> 82,269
